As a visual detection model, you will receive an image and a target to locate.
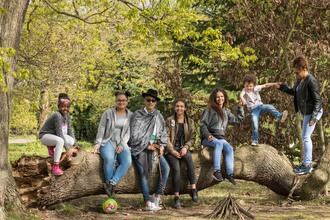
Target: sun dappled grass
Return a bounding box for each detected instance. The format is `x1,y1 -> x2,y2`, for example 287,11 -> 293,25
56,202 -> 77,215
9,134 -> 36,139
6,205 -> 43,220
9,140 -> 94,163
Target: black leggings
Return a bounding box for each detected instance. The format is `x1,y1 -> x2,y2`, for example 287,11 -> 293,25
165,150 -> 196,193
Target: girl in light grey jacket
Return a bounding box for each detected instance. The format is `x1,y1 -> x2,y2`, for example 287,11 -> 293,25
90,91 -> 133,197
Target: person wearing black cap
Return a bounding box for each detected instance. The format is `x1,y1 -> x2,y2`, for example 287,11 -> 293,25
130,89 -> 169,212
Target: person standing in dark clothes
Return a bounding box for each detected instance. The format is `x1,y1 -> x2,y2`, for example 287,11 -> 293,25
275,55 -> 323,175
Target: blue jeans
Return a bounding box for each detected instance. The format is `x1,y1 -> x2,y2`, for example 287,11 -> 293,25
302,111 -> 323,165
202,138 -> 234,174
99,141 -> 132,185
250,104 -> 282,141
132,154 -> 170,203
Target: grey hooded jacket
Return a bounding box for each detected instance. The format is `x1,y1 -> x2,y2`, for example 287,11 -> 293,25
200,106 -> 244,140
95,107 -> 133,150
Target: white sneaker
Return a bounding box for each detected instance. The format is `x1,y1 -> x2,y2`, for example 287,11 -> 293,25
281,110 -> 288,123
251,140 -> 258,146
152,193 -> 162,207
145,202 -> 162,211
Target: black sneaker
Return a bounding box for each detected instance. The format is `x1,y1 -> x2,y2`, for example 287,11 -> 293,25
213,170 -> 224,182
103,182 -> 115,197
225,174 -> 236,185
173,196 -> 181,209
190,188 -> 199,202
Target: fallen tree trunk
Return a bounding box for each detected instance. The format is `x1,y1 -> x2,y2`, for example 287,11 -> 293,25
12,144 -> 329,208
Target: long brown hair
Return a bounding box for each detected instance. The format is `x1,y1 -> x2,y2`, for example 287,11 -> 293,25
207,88 -> 228,120
174,98 -> 189,124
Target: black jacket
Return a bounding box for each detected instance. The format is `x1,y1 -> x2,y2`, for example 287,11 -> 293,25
279,73 -> 322,123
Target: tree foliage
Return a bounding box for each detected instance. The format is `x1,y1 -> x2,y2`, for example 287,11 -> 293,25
157,0 -> 330,162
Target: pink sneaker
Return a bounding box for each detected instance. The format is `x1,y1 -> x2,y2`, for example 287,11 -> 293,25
52,163 -> 63,175
47,146 -> 55,157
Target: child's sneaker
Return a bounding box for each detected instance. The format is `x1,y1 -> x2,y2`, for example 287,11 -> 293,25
281,110 -> 288,123
225,174 -> 236,185
47,146 -> 55,157
152,193 -> 161,207
251,140 -> 258,146
213,170 -> 223,182
293,163 -> 313,175
52,163 -> 63,175
145,202 -> 161,211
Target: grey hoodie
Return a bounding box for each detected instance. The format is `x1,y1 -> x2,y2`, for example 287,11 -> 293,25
95,107 -> 133,150
39,111 -> 77,150
200,106 -> 244,140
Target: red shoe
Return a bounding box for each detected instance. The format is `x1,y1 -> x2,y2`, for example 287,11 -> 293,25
52,162 -> 63,175
47,146 -> 55,157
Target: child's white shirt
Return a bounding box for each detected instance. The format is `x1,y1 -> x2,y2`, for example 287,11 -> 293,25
242,85 -> 263,111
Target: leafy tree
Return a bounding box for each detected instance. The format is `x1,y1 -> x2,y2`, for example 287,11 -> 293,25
9,98 -> 38,136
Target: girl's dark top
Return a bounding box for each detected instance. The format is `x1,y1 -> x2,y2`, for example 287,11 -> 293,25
174,123 -> 184,151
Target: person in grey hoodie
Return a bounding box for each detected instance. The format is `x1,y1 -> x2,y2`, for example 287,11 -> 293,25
39,93 -> 82,176
200,88 -> 244,185
90,91 -> 133,197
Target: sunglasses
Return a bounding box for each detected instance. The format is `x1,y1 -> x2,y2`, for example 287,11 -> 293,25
145,98 -> 157,103
294,71 -> 300,75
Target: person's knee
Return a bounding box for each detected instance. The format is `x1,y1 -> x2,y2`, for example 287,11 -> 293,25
171,164 -> 180,173
122,148 -> 132,165
302,133 -> 311,142
122,156 -> 132,168
162,162 -> 170,176
57,138 -> 64,147
214,142 -> 223,149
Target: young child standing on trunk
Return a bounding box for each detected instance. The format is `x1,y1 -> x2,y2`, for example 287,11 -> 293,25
240,74 -> 288,146
39,93 -> 81,175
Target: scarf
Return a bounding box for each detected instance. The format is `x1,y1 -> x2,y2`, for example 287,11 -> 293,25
130,108 -> 167,176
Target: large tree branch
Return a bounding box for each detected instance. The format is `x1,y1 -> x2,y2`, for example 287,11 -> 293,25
72,0 -> 79,16
43,0 -> 113,24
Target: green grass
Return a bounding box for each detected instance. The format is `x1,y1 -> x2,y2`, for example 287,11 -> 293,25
9,134 -> 36,139
9,140 -> 94,163
56,202 -> 77,215
6,205 -> 43,220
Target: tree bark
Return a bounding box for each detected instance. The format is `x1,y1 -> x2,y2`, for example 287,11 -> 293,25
37,89 -> 51,138
0,0 -> 29,218
12,144 -> 327,208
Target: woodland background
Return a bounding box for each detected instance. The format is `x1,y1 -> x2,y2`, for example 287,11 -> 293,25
8,0 -> 330,165
2,0 -> 330,219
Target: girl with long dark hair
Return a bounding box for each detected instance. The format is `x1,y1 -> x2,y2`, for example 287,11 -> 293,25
165,98 -> 198,209
200,88 -> 244,185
